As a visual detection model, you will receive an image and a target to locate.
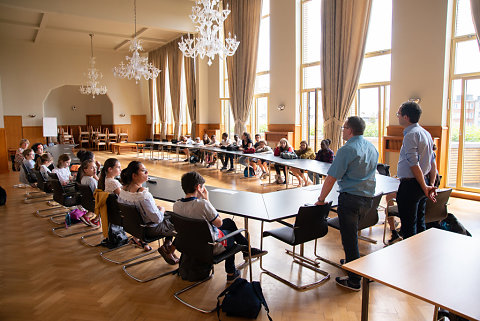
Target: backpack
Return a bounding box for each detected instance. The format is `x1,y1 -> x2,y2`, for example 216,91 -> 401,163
101,224 -> 129,249
440,213 -> 472,236
280,151 -> 298,159
217,278 -> 272,320
0,186 -> 6,205
244,167 -> 255,177
177,253 -> 213,282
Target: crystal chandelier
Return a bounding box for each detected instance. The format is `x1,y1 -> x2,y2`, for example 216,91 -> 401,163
113,0 -> 160,84
80,34 -> 107,99
178,0 -> 240,66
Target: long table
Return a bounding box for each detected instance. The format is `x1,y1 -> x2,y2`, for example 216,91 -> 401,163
343,228 -> 480,321
46,144 -> 80,164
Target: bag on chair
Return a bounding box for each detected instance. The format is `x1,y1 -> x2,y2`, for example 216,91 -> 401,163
244,167 -> 255,177
217,278 -> 272,320
280,151 -> 297,159
177,253 -> 213,282
0,186 -> 6,205
101,223 -> 129,249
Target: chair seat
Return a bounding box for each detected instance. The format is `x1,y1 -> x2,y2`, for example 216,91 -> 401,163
212,244 -> 247,264
263,226 -> 296,245
386,205 -> 399,217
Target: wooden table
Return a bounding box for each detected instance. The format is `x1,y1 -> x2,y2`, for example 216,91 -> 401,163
111,142 -> 142,155
343,228 -> 480,321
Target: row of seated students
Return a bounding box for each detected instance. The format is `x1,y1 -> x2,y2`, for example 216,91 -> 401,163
178,132 -> 335,186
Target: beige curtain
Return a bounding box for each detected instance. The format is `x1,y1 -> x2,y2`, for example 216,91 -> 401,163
471,0 -> 480,48
184,54 -> 197,138
223,0 -> 262,135
147,58 -> 155,139
149,47 -> 167,139
321,0 -> 372,151
167,37 -> 183,139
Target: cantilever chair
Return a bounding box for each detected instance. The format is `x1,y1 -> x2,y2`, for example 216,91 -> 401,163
170,212 -> 253,313
260,204 -> 331,290
120,206 -> 178,283
382,188 -> 452,245
77,183 -> 103,246
31,170 -> 65,217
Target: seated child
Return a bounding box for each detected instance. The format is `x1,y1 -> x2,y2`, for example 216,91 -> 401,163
14,139 -> 29,171
52,154 -> 73,185
19,148 -> 35,185
35,153 -> 54,181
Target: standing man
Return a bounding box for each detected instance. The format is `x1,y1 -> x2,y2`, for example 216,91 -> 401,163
315,116 -> 378,291
396,101 -> 437,239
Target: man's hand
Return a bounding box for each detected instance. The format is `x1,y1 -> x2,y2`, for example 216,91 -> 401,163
198,184 -> 209,200
315,200 -> 326,206
424,186 -> 437,202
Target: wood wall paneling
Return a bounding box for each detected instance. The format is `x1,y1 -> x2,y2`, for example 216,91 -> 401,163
22,126 -> 45,145
130,115 -> 147,142
0,128 -> 9,173
4,116 -> 23,150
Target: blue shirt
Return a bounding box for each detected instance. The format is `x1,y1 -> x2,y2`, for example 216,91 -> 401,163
397,123 -> 434,179
327,135 -> 378,197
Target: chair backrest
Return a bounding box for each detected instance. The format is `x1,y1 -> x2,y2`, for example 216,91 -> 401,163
50,179 -> 76,206
22,163 -> 37,183
118,202 -> 147,240
358,193 -> 383,230
76,182 -> 95,213
377,163 -> 391,176
425,188 -> 451,223
170,212 -> 215,264
33,170 -> 51,193
292,204 -> 330,244
106,194 -> 122,226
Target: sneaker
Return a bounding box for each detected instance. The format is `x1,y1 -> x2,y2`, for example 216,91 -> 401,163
183,158 -> 189,162
243,248 -> 268,259
335,276 -> 361,291
221,166 -> 227,171
226,269 -> 240,283
206,164 -> 211,168
227,168 -> 235,172
388,230 -> 402,245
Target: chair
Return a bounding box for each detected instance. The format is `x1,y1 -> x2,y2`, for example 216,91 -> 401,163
32,170 -> 64,216
77,183 -> 103,246
106,128 -> 118,150
170,212 -> 253,313
327,193 -> 383,245
120,205 -> 178,283
118,129 -> 128,143
94,130 -> 108,151
260,204 -> 331,290
78,126 -> 90,148
382,188 -> 452,245
377,163 -> 391,176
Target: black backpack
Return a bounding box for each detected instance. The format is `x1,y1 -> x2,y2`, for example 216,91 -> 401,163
100,224 -> 129,249
177,253 -> 213,282
0,186 -> 6,205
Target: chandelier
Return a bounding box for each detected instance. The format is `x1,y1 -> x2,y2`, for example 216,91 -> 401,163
113,0 -> 160,84
178,0 -> 240,66
80,34 -> 107,99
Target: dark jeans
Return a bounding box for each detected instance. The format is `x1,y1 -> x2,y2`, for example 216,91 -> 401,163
274,164 -> 286,177
219,218 -> 247,273
337,192 -> 373,286
396,178 -> 428,239
219,153 -> 234,168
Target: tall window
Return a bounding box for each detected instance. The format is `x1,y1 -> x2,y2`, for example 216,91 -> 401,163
220,0 -> 270,137
447,0 -> 480,192
300,0 -> 392,157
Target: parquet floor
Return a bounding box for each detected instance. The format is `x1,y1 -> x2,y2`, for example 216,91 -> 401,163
1,150 -> 478,321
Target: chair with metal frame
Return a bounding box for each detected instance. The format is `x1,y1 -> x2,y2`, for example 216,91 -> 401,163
77,183 -> 103,246
260,204 -> 331,290
382,188 -> 452,245
326,193 -> 383,245
170,212 -> 253,313
120,205 -> 178,283
31,170 -> 65,217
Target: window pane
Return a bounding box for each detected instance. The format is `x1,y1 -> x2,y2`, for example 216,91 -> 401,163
303,65 -> 321,89
454,40 -> 480,74
448,79 -> 461,187
364,0 -> 392,53
462,79 -> 480,188
359,54 -> 391,84
254,74 -> 270,94
257,96 -> 268,134
302,0 -> 321,64
262,0 -> 270,17
358,87 -> 380,151
455,0 -> 476,37
257,16 -> 270,72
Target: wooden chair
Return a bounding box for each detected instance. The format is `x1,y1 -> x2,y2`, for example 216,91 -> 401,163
260,204 -> 331,290
106,128 -> 118,150
59,127 -> 75,144
94,130 -> 108,151
170,212 -> 252,312
78,126 -> 90,148
118,129 -> 128,143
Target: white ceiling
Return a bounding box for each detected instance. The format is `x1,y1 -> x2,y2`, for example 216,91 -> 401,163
0,0 -> 195,52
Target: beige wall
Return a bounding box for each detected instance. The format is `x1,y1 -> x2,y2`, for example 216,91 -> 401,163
196,57 -> 220,124
0,39 -> 148,127
390,0 -> 452,126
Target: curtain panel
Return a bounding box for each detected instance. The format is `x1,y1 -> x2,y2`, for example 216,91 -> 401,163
147,52 -> 155,139
149,46 -> 168,139
167,37 -> 184,139
471,0 -> 480,48
184,54 -> 197,138
321,0 -> 372,151
223,0 -> 262,135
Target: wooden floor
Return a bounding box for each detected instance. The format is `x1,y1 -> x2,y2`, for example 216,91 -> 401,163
1,149 -> 478,321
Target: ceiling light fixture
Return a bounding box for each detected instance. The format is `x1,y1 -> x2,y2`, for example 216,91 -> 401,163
113,0 -> 160,84
80,34 -> 107,99
178,0 -> 240,66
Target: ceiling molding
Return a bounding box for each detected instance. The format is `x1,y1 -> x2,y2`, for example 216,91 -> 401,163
34,12 -> 48,43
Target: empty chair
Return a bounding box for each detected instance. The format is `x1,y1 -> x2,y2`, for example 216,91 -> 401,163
94,131 -> 108,151
377,163 -> 391,176
261,204 -> 331,290
78,126 -> 90,148
106,128 -> 118,150
118,129 -> 128,143
170,212 -> 253,312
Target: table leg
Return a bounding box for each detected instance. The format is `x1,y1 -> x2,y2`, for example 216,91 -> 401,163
285,165 -> 289,189
432,305 -> 439,321
361,277 -> 370,321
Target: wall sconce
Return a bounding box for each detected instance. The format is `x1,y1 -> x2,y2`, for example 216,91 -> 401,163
119,113 -> 126,118
27,114 -> 36,118
71,105 -> 78,111
409,97 -> 421,104
277,104 -> 285,111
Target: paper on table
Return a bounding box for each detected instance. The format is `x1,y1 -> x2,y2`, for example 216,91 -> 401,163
211,189 -> 238,195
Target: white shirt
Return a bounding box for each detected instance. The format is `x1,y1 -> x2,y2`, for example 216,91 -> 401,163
52,167 -> 71,185
118,188 -> 164,226
104,177 -> 122,194
40,165 -> 51,181
81,176 -> 98,193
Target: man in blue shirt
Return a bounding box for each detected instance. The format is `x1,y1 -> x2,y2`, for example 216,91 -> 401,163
396,101 -> 437,239
316,116 -> 378,291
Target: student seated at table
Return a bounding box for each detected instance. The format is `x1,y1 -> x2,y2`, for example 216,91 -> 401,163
98,158 -> 122,195
76,159 -> 100,226
118,161 -> 178,264
273,138 -> 294,184
31,143 -> 44,163
247,134 -> 262,174
309,139 -> 335,184
178,135 -> 194,162
254,140 -> 273,179
173,171 -> 267,282
14,139 -> 29,171
77,149 -> 101,172
35,153 -> 54,181
52,154 -> 73,185
186,137 -> 204,163
290,140 -> 316,187
238,132 -> 254,168
19,148 -> 35,185
232,134 -> 242,147
219,132 -> 234,171
205,134 -> 219,168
